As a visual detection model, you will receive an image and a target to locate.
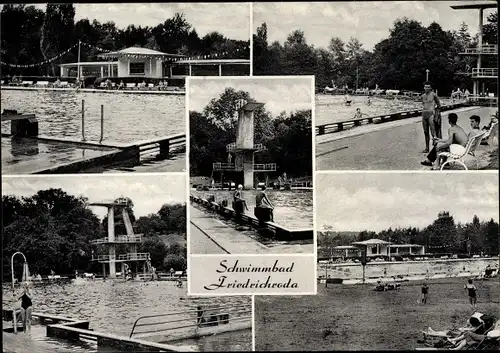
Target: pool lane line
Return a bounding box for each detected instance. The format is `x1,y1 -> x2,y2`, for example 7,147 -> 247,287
190,220 -> 230,254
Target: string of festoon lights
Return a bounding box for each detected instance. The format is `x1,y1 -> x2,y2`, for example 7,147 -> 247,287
0,41 -> 249,68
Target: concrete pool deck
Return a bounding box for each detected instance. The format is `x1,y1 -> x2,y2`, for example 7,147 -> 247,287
316,106 -> 498,170
190,204 -> 314,254
2,135 -> 186,174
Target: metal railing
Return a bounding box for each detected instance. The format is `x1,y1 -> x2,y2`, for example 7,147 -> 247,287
461,45 -> 498,55
90,235 -> 142,244
213,162 -> 236,171
132,134 -> 186,161
129,303 -> 252,339
254,163 -> 276,171
226,142 -> 266,151
471,68 -> 498,77
96,252 -> 150,262
117,252 -> 150,261
315,102 -> 466,136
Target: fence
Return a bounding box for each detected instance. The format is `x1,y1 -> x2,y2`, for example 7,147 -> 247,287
315,102 -> 466,136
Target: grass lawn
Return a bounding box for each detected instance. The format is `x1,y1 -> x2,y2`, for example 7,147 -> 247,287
255,277 -> 500,351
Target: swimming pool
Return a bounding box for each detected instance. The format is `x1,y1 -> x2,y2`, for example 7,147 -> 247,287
193,188 -> 313,229
2,281 -> 251,351
315,94 -> 452,126
1,89 -> 185,143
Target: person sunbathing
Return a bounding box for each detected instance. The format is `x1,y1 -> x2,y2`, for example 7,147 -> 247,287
448,322 -> 500,350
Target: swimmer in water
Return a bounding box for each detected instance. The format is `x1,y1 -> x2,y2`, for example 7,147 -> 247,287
345,94 -> 352,106
366,96 -> 371,106
354,108 -> 367,120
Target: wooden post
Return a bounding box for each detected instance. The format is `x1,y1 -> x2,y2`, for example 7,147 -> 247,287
81,99 -> 86,141
325,264 -> 328,288
99,105 -> 104,143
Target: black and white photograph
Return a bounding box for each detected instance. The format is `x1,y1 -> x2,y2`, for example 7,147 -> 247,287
188,76 -> 314,254
2,174 -> 252,352
1,2 -> 250,174
253,1 -> 498,170
255,172 -> 499,351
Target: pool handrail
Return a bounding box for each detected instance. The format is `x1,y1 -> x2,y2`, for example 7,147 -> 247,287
129,303 -> 252,338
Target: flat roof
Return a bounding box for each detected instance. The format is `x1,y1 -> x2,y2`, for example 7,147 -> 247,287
98,46 -> 185,59
174,59 -> 250,66
334,246 -> 358,249
451,1 -> 497,9
390,244 -> 424,248
59,61 -> 118,67
352,239 -> 391,245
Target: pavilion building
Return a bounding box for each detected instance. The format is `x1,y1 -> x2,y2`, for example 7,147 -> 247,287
59,46 -> 250,79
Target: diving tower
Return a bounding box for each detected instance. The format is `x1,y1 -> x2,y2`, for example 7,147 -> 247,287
212,99 -> 276,189
452,1 -> 498,98
90,197 -> 151,279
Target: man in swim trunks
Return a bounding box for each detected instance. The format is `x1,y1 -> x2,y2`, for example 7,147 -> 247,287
464,279 -> 477,310
421,81 -> 442,152
420,113 -> 468,169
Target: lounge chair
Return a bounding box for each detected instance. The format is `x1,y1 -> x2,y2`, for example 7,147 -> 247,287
481,121 -> 498,145
439,132 -> 486,170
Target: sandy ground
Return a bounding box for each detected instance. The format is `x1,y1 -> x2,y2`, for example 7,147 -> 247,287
255,277 -> 500,351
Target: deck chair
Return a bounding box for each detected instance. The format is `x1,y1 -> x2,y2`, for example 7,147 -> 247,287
439,131 -> 486,170
481,121 -> 498,145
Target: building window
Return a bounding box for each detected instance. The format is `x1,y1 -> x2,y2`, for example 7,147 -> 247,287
371,246 -> 377,254
129,62 -> 145,75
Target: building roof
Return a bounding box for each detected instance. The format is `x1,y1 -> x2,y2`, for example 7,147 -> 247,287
98,47 -> 185,60
334,245 -> 358,249
59,61 -> 118,67
174,58 -> 250,66
352,239 -> 392,246
451,1 -> 497,9
389,244 -> 424,248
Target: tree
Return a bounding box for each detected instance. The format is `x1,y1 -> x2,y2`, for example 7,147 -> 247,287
2,189 -> 101,278
164,254 -> 187,271
40,4 -> 75,76
140,236 -> 168,269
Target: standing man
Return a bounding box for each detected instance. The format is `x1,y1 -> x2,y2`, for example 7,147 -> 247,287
421,82 -> 442,153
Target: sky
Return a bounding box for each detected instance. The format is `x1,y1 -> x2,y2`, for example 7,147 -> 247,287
316,173 -> 499,232
26,3 -> 250,41
188,77 -> 313,116
253,1 -> 497,51
2,174 -> 186,220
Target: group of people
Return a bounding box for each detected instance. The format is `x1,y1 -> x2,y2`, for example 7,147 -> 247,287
420,279 -> 478,309
233,184 -> 275,226
420,81 -> 497,170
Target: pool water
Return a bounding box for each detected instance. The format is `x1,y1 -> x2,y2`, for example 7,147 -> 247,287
315,94 -> 453,126
2,281 -> 251,351
1,89 -> 185,143
193,188 -> 313,229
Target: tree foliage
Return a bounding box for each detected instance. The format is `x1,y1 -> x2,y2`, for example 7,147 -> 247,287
189,88 -> 312,178
254,12 -> 498,94
1,5 -> 250,76
318,211 -> 499,258
2,190 -> 187,278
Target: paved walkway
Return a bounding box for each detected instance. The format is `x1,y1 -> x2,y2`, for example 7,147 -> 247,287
316,106 -> 497,170
189,205 -> 271,254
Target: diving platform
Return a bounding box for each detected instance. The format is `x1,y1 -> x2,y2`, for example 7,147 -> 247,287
226,142 -> 266,152
90,235 -> 142,245
459,45 -> 498,55
212,162 -> 277,172
471,68 -> 498,78
96,253 -> 150,263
